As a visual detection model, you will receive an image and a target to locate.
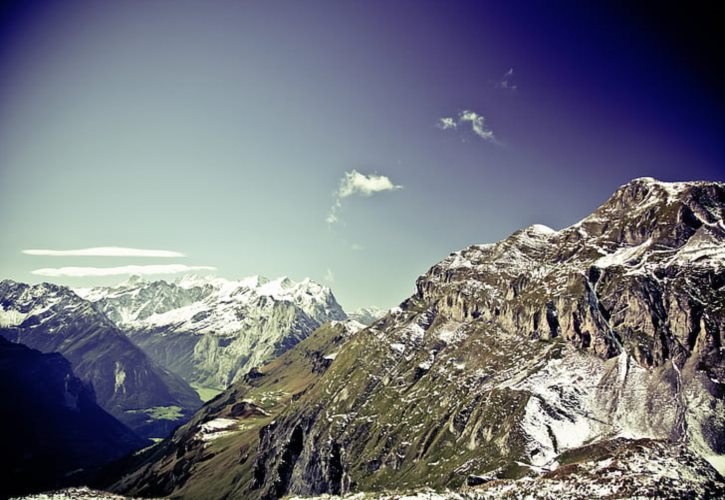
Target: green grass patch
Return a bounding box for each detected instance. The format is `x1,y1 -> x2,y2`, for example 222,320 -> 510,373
126,405 -> 184,421
191,383 -> 223,402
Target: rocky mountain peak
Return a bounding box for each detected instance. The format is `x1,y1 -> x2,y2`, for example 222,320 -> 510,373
0,280 -> 102,330
574,178 -> 724,250
416,179 -> 724,365
122,274 -> 149,287
174,273 -> 216,289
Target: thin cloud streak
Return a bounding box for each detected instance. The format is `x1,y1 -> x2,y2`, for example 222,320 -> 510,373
23,247 -> 185,258
31,264 -> 216,277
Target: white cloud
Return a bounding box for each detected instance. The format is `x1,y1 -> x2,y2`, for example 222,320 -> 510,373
458,110 -> 495,141
496,67 -> 518,91
327,170 -> 402,225
437,110 -> 496,142
323,268 -> 335,283
31,264 -> 216,277
23,247 -> 185,258
325,210 -> 340,225
437,117 -> 457,130
337,170 -> 402,198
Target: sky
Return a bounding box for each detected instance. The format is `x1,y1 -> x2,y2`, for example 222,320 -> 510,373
0,1 -> 723,310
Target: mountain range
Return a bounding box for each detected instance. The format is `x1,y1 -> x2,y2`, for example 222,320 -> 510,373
3,177 -> 723,498
76,275 -> 348,392
90,178 -> 724,498
0,273 -> 352,445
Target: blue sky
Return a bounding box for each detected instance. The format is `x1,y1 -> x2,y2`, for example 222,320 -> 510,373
1,1 -> 723,309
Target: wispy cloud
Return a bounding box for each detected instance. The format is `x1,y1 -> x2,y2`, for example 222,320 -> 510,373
31,264 -> 216,277
23,247 -> 185,258
496,67 -> 518,91
326,170 -> 403,225
437,109 -> 496,142
458,110 -> 495,141
323,268 -> 335,283
436,117 -> 457,130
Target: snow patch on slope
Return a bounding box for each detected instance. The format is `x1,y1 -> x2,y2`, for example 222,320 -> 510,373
512,352 -> 605,466
506,347 -> 704,469
197,417 -> 238,442
0,305 -> 28,327
594,239 -> 652,268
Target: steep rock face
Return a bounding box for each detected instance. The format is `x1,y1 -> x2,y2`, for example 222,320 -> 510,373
0,338 -> 148,498
0,281 -> 202,438
418,178 -> 724,368
107,178 -> 724,498
79,275 -> 347,390
286,439 -> 725,499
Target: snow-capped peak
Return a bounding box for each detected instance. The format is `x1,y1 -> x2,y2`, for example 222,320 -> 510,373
72,273 -> 347,389
111,274 -> 150,289
236,275 -> 268,289
628,176 -> 689,194
347,306 -> 388,326
171,274 -> 324,301
175,273 -> 219,289
528,223 -> 557,235
77,274 -> 345,336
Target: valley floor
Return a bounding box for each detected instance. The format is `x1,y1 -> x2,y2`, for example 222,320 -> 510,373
190,382 -> 223,402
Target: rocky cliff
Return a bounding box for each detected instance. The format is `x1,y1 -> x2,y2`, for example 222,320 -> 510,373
104,178 -> 725,498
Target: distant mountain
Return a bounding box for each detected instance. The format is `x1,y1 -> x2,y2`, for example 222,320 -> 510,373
0,337 -> 147,499
102,178 -> 725,498
347,306 -> 387,326
0,281 -> 202,439
77,275 -> 347,390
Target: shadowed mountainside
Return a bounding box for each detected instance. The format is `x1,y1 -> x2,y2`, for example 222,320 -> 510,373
0,338 -> 148,499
